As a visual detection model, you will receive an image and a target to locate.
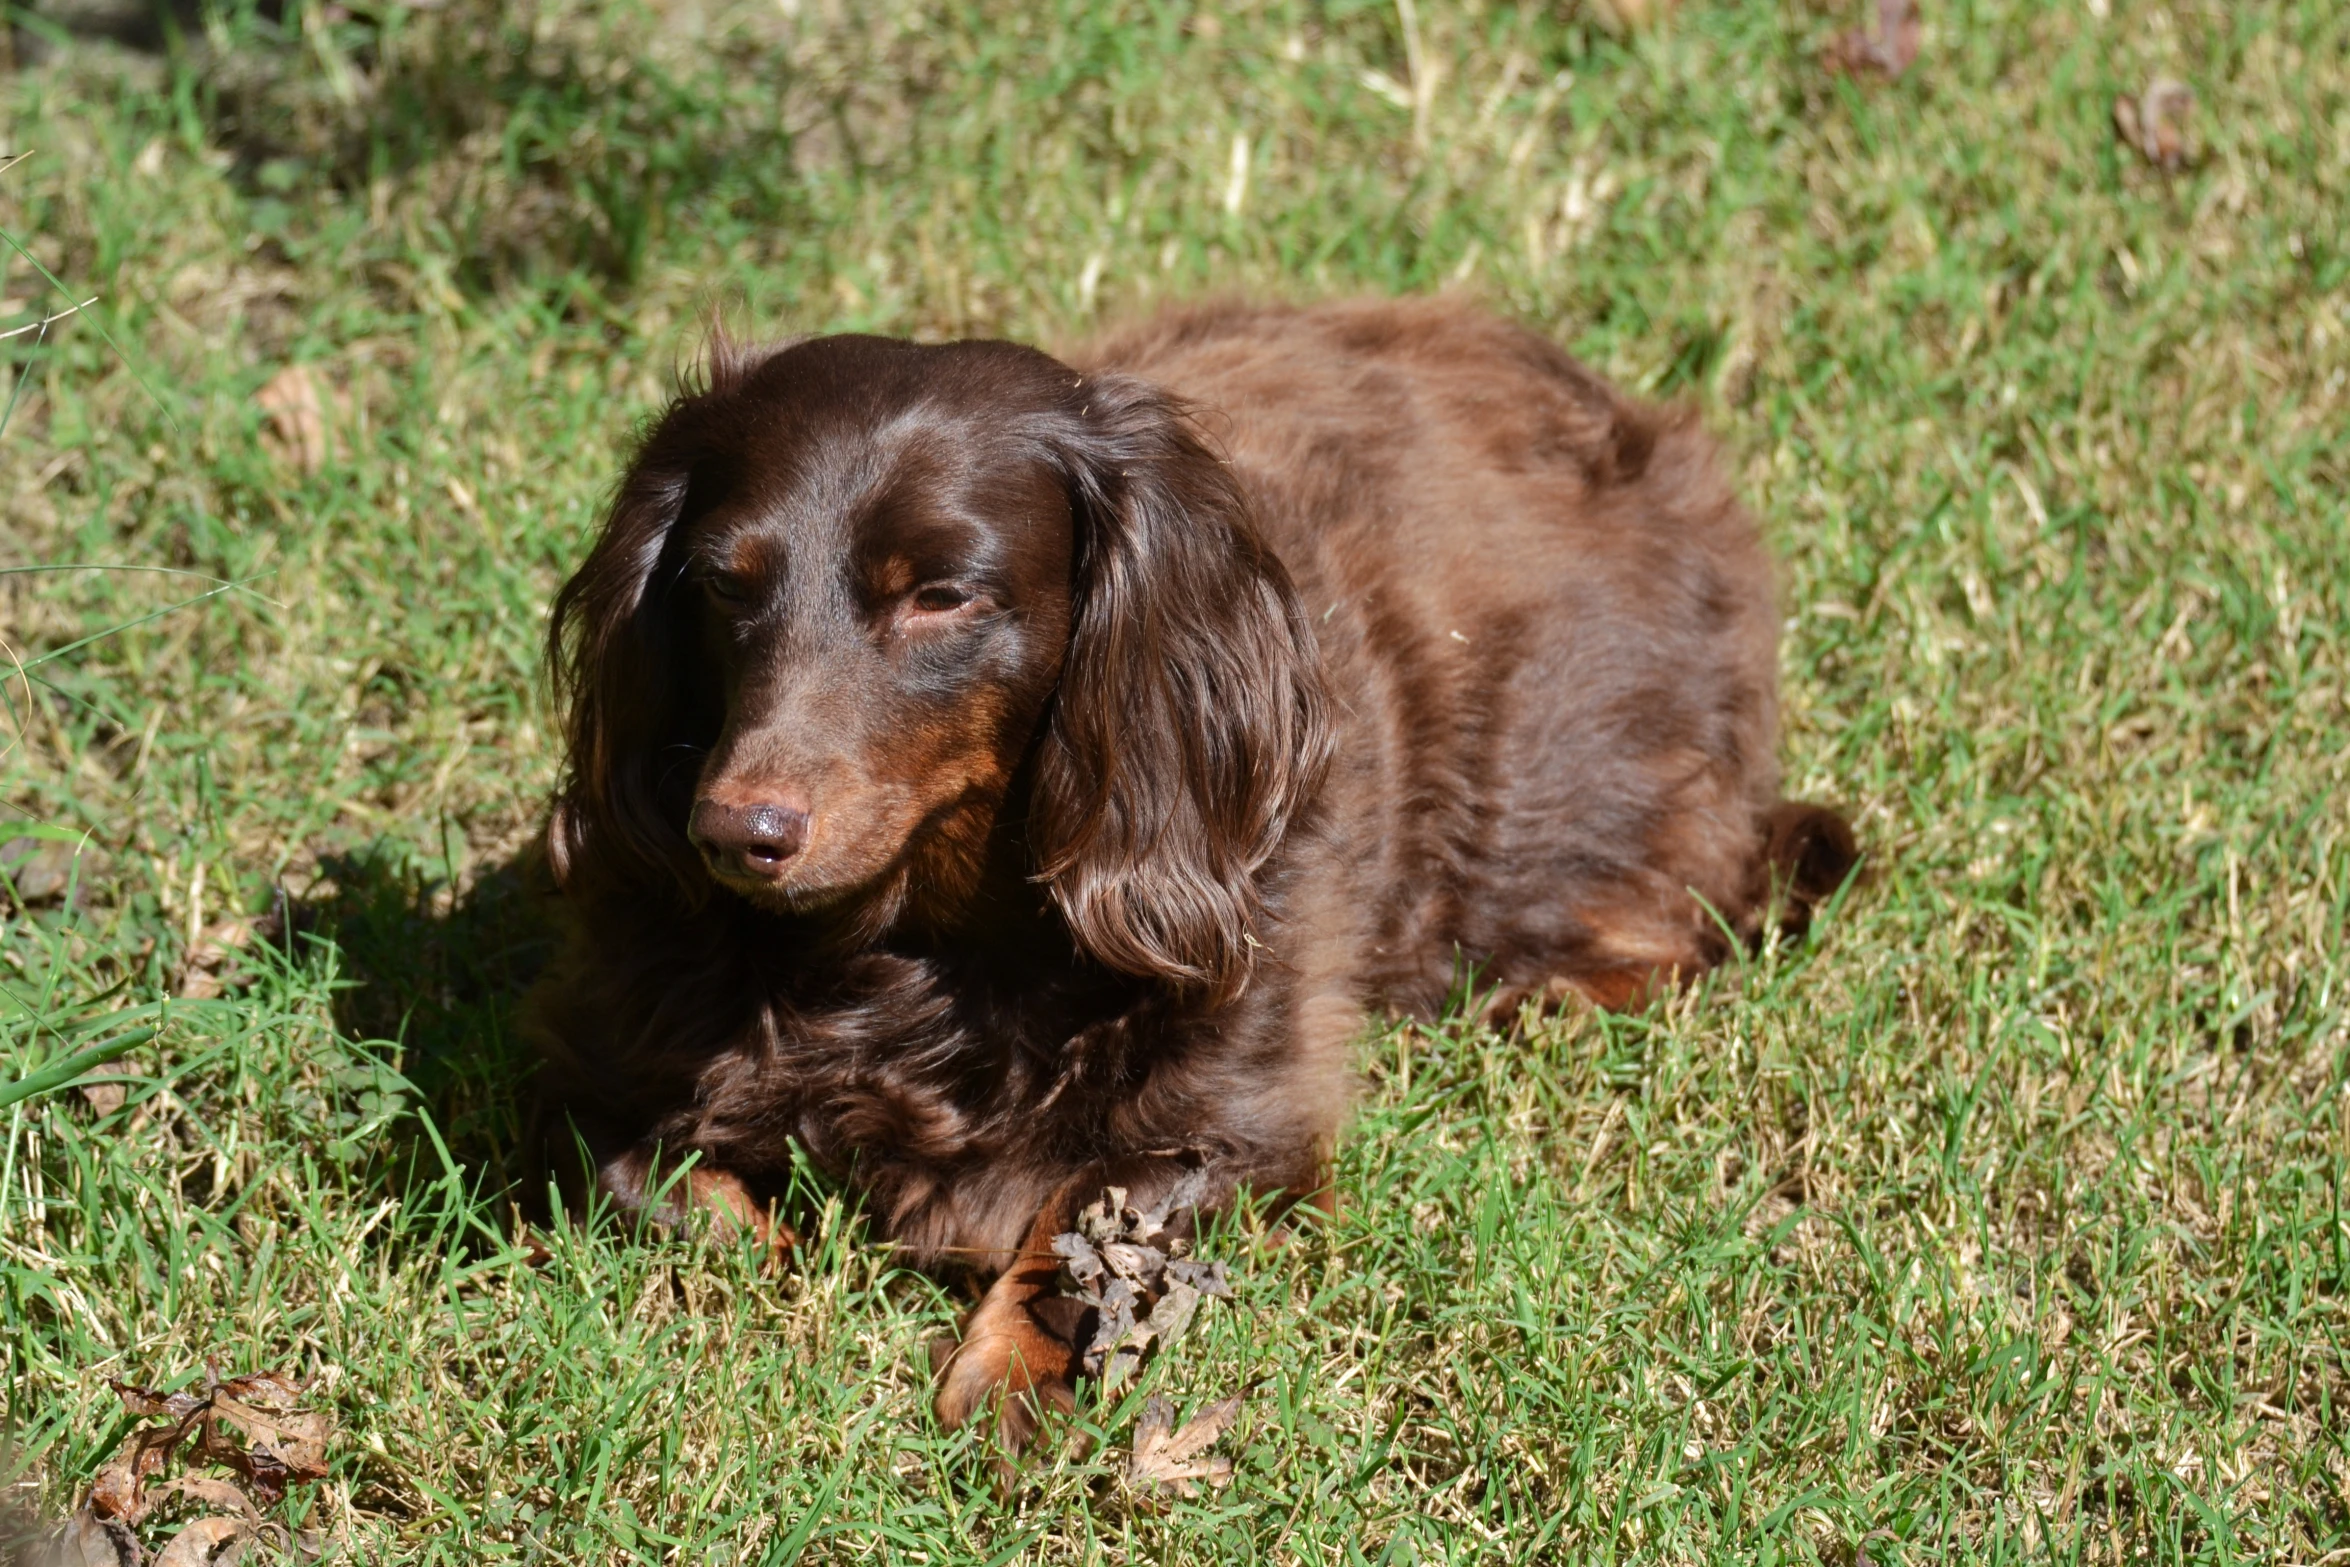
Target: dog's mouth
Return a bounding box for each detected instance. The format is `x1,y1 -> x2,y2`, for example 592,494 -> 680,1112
693,794 -> 925,916
699,837 -> 880,909
707,863 -> 869,913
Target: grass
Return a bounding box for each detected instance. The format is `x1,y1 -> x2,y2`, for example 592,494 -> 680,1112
1,0 -> 2346,1559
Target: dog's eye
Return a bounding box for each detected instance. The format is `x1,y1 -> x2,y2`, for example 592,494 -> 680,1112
910,584 -> 974,614
702,573 -> 751,605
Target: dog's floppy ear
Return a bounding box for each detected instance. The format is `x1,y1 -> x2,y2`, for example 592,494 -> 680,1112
1032,374 -> 1332,999
547,343 -> 763,902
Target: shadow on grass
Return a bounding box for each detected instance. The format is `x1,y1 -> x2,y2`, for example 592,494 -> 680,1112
179,0 -> 819,288
9,0 -> 217,63
299,842 -> 559,1221
295,841 -> 859,1253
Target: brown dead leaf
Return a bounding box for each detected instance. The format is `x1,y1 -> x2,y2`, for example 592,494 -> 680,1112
95,1371 -> 334,1519
199,1378 -> 332,1506
149,1478 -> 259,1521
255,365 -> 329,474
1,837 -> 100,908
1827,0 -> 1920,79
37,1512 -> 143,1567
212,1370 -> 308,1415
1146,1279 -> 1201,1347
88,1394 -> 206,1524
177,918 -> 256,1002
1053,1171 -> 1235,1393
151,1517 -> 249,1567
1126,1392 -> 1243,1498
2115,79 -> 2193,171
80,1062 -> 133,1116
109,1383 -> 208,1427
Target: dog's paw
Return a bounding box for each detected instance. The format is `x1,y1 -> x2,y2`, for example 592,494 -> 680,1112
933,1307 -> 1077,1458
685,1166 -> 799,1265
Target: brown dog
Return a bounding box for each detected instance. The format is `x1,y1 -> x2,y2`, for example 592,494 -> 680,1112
529,297 -> 1854,1449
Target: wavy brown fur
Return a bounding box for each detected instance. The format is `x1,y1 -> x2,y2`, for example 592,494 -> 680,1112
528,297 -> 1855,1446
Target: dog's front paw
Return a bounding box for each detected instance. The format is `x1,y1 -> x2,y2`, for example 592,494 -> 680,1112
933,1298 -> 1078,1458
684,1166 -> 799,1265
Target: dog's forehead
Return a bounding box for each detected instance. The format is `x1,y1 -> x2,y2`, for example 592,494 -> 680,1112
695,339 -> 1071,555
696,416 -> 1010,563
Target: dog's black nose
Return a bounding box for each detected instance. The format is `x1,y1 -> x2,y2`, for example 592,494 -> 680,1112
689,797 -> 810,880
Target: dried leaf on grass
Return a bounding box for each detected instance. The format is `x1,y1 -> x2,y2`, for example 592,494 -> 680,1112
1827,0 -> 1920,80
1049,1172 -> 1234,1396
182,892 -> 304,1002
149,1480 -> 257,1521
86,1399 -> 204,1524
1,836 -> 101,908
56,1368 -> 333,1561
150,1516 -> 250,1567
40,1512 -> 142,1567
1126,1392 -> 1244,1499
2115,79 -> 2194,172
78,1062 -> 134,1116
254,365 -> 330,474
191,1372 -> 333,1504
177,917 -> 256,1002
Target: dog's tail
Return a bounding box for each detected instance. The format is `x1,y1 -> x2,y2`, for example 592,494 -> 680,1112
1761,800 -> 1860,940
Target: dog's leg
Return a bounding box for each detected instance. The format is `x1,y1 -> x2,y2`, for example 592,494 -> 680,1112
931,1169 -> 1100,1460
1485,803 -> 1860,1025
1762,800 -> 1860,937
596,1143 -> 799,1259
934,1150 -> 1336,1461
933,1156 -> 1274,1460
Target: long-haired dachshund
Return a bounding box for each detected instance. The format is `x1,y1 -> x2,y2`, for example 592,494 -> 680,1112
530,297 -> 1854,1448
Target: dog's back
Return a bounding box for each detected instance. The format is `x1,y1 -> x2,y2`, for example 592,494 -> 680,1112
1082,298 -> 1824,1016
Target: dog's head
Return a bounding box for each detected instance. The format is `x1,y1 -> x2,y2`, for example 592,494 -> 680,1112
549,332 -> 1329,997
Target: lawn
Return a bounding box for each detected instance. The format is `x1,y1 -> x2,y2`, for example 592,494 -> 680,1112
1,0 -> 2345,1560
